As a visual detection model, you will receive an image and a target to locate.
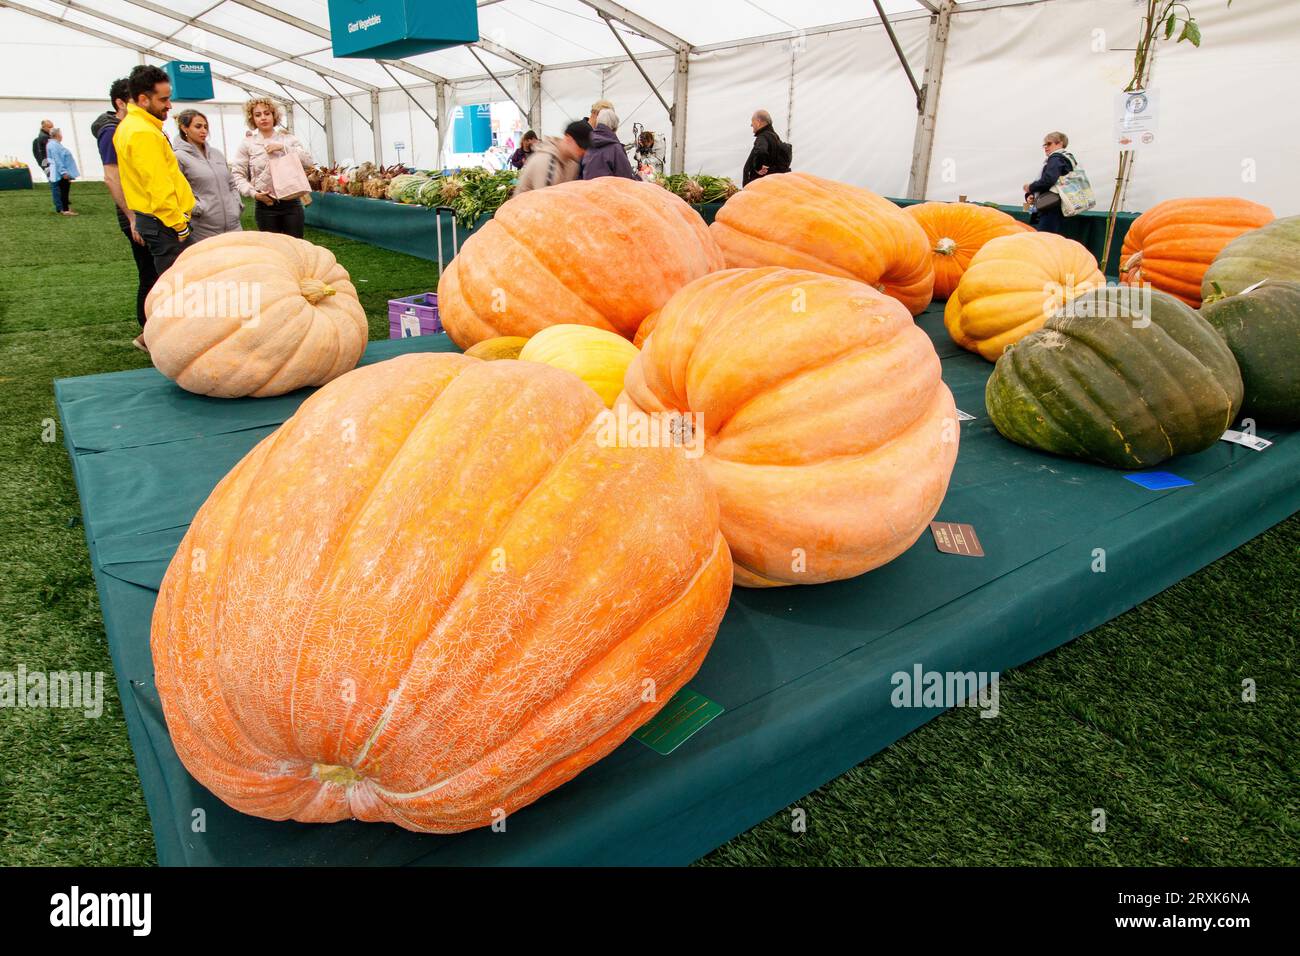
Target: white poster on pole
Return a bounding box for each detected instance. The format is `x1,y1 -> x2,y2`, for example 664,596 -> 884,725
1115,89 -> 1159,149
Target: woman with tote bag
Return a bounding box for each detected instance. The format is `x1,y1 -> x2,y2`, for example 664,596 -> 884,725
231,98 -> 313,238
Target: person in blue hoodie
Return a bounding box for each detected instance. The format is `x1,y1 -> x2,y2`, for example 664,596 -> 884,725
580,109 -> 637,182
45,129 -> 80,216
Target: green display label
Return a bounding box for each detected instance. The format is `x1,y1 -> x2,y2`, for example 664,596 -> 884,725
633,688 -> 723,756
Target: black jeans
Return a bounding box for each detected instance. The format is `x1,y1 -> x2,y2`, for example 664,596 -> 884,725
1035,204 -> 1065,235
119,211 -> 160,328
254,198 -> 304,238
133,212 -> 187,276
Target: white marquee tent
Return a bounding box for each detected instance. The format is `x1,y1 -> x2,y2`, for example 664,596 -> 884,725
1,0 -> 1297,212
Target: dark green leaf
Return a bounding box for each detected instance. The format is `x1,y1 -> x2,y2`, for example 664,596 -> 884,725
1165,14 -> 1176,39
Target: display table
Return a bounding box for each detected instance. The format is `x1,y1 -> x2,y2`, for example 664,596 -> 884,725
303,191 -> 486,263
55,313 -> 1299,866
0,166 -> 33,190
305,190 -> 1136,275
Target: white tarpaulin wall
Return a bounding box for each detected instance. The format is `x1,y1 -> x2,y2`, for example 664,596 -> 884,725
1,0 -> 1297,213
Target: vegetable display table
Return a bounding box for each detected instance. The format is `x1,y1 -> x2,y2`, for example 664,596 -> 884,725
0,166 -> 33,190
303,191 -> 726,265
304,190 -> 1133,275
55,313 -> 1298,866
302,191 -> 486,264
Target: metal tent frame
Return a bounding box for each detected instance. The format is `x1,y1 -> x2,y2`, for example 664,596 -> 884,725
0,0 -> 1018,180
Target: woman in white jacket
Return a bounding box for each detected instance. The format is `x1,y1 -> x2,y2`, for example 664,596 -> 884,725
230,98 -> 313,238
173,110 -> 243,242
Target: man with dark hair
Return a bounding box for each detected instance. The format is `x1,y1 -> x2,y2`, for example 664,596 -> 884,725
514,120 -> 591,195
32,119 -> 54,209
93,76 -> 157,341
742,109 -> 792,186
113,65 -> 195,343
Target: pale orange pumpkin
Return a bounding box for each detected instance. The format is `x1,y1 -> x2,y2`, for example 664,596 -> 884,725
904,201 -> 1032,300
944,232 -> 1105,361
438,177 -> 725,349
709,173 -> 935,315
633,310 -> 660,349
1120,197 -> 1275,307
152,354 -> 732,832
143,232 -> 368,397
619,267 -> 958,587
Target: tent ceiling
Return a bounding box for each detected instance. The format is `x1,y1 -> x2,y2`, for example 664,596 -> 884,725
5,0 -> 944,95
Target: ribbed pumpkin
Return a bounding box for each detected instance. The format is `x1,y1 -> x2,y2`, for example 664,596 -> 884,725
1120,197 -> 1275,307
143,232 -> 368,397
633,310 -> 660,348
945,232 -> 1104,361
1200,280 -> 1300,426
709,172 -> 935,315
1201,215 -> 1300,301
519,324 -> 640,408
152,354 -> 732,832
438,177 -> 724,349
986,288 -> 1243,468
464,336 -> 529,360
620,267 -> 958,588
904,201 -> 1031,300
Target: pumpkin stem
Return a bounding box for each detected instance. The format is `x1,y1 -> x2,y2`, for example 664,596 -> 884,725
313,762 -> 363,786
301,278 -> 337,304
1121,249 -> 1143,281
934,237 -> 958,256
1201,279 -> 1228,305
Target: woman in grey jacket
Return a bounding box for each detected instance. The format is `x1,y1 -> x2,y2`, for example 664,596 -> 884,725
173,110 -> 244,242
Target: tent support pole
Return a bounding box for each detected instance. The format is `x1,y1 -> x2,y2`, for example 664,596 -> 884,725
670,49 -> 688,174
465,47 -> 529,120
599,13 -> 672,116
907,0 -> 955,200
529,67 -> 543,132
435,83 -> 448,169
323,96 -> 336,167
872,0 -> 923,107
371,90 -> 384,165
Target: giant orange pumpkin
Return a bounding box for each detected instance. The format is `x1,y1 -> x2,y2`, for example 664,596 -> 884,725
904,201 -> 1032,300
619,267 -> 958,587
709,173 -> 935,315
945,232 -> 1104,361
151,354 -> 732,832
437,177 -> 725,349
143,232 -> 368,397
1120,197 -> 1274,307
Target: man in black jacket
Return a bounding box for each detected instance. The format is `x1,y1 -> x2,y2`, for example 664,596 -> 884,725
1024,131 -> 1074,235
742,110 -> 791,186
32,119 -> 53,208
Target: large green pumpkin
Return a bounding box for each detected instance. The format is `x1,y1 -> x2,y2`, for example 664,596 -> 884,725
986,287 -> 1243,469
1202,215 -> 1300,301
1200,281 -> 1300,427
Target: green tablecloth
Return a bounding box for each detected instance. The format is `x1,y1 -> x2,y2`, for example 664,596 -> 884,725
0,167 -> 33,190
305,191 -> 1135,275
54,312 -> 1299,865
303,192 -> 485,266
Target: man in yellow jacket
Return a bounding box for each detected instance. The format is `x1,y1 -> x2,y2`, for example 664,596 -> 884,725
114,65 -> 195,284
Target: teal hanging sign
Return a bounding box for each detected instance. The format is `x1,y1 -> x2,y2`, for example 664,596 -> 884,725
163,61 -> 213,102
452,104 -> 493,153
328,0 -> 479,59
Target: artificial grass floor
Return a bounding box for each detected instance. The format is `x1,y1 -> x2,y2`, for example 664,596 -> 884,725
0,182 -> 1295,866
